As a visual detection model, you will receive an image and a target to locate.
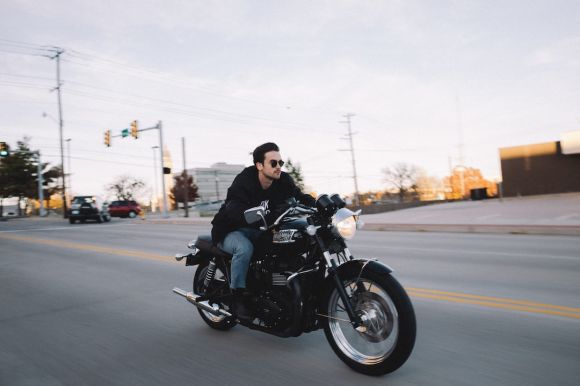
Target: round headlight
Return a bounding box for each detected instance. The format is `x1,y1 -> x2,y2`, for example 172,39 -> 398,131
332,214 -> 357,240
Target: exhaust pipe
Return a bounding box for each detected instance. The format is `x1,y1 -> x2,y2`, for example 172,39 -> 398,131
172,287 -> 232,318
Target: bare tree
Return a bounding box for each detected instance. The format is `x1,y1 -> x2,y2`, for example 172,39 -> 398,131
106,175 -> 146,201
383,163 -> 419,202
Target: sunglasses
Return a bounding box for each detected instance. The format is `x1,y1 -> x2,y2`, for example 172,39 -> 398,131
268,159 -> 285,168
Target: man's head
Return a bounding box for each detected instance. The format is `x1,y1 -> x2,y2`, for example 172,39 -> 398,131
253,142 -> 284,181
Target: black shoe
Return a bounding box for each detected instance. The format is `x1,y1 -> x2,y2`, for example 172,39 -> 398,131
232,289 -> 253,321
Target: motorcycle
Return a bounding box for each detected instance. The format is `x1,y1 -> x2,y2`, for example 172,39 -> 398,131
172,194 -> 416,375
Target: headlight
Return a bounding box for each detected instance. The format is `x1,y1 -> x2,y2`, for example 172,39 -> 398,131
332,207 -> 359,240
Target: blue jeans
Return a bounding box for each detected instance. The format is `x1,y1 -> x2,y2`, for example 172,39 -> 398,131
220,228 -> 261,289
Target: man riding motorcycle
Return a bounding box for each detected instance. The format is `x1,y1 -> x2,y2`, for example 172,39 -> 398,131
211,142 -> 315,319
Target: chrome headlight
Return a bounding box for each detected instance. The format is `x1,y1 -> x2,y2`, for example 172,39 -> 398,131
332,208 -> 359,240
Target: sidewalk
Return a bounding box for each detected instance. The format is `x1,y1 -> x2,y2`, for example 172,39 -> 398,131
141,193 -> 580,236
361,192 -> 580,236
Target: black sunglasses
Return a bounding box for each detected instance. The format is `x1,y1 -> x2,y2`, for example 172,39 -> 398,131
268,159 -> 285,168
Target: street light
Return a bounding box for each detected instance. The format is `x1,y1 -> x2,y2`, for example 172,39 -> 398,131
43,111 -> 67,218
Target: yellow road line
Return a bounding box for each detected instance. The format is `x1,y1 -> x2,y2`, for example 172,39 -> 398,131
3,233 -> 579,319
407,287 -> 580,313
0,233 -> 170,262
407,291 -> 580,319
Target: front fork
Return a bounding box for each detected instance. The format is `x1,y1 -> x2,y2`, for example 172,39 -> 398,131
320,246 -> 365,330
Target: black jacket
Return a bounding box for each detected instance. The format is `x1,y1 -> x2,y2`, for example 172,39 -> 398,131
211,166 -> 315,244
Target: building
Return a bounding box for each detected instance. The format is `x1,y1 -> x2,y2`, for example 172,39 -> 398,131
499,131 -> 580,197
186,162 -> 245,203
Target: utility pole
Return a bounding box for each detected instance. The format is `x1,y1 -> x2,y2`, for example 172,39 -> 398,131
66,138 -> 72,195
340,113 -> 360,206
49,47 -> 68,218
181,137 -> 189,217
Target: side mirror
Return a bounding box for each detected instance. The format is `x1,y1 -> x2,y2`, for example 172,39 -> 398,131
244,206 -> 268,230
244,206 -> 263,224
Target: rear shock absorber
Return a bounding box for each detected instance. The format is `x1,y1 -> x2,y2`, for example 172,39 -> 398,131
204,261 -> 217,288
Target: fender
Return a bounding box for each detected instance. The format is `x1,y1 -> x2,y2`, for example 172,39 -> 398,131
185,250 -> 211,266
319,258 -> 393,302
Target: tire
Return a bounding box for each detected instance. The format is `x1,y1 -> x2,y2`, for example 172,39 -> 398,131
69,218 -> 76,224
96,214 -> 103,223
192,261 -> 236,331
128,211 -> 137,218
322,266 -> 416,376
104,215 -> 111,222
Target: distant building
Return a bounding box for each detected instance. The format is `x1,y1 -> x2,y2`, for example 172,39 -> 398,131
444,167 -> 497,200
499,131 -> 580,197
185,162 -> 245,202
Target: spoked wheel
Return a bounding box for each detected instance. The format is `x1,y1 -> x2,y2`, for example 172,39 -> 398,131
322,268 -> 416,376
193,262 -> 236,330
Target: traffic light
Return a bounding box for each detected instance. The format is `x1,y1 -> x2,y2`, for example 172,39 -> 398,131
0,142 -> 9,157
104,130 -> 111,147
131,120 -> 138,139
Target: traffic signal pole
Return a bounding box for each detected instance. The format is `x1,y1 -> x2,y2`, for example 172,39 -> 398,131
158,121 -> 169,218
104,120 -> 169,218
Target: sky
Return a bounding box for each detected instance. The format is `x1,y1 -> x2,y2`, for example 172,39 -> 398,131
1,0 -> 579,200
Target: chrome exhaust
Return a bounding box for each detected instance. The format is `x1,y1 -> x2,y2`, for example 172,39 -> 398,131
172,287 -> 232,318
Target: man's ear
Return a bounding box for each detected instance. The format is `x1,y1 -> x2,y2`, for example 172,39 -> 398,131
256,162 -> 263,172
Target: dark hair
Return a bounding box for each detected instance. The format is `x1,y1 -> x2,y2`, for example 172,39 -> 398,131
253,142 -> 279,164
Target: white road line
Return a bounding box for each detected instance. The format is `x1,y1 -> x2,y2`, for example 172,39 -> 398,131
555,213 -> 580,221
359,245 -> 580,260
0,223 -> 132,233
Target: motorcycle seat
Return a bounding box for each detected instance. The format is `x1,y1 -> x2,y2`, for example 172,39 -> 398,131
195,235 -> 233,260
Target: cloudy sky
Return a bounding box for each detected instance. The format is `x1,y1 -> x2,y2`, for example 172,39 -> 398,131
1,0 -> 579,199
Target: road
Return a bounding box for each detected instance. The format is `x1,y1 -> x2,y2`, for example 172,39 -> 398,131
1,218 -> 579,385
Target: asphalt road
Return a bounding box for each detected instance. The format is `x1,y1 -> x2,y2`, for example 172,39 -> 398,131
1,218 -> 579,385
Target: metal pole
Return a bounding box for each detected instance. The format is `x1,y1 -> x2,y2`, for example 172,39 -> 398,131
344,113 -> 360,206
152,146 -> 159,212
181,137 -> 189,218
54,48 -> 68,218
158,121 -> 169,218
214,170 -> 220,201
36,151 -> 46,217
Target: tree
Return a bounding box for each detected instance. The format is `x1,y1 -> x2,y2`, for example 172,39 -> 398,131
0,139 -> 38,215
382,163 -> 419,202
106,175 -> 146,201
284,158 -> 305,190
169,171 -> 199,210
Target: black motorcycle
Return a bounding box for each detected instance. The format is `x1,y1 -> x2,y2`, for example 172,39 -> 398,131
173,194 -> 416,376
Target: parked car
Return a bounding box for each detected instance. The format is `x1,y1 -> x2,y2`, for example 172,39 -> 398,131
108,200 -> 142,218
69,195 -> 111,224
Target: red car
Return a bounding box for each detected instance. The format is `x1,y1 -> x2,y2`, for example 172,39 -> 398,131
108,200 -> 142,218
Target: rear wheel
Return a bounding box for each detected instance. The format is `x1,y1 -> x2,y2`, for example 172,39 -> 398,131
193,262 -> 236,330
322,267 -> 416,375
69,218 -> 76,224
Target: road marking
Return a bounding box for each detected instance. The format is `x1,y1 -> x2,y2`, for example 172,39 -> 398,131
0,223 -> 131,233
363,245 -> 580,260
0,233 -> 171,262
2,233 -> 579,319
476,214 -> 502,220
407,288 -> 580,320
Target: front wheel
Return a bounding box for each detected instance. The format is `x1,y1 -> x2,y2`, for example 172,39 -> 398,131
322,267 -> 416,376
